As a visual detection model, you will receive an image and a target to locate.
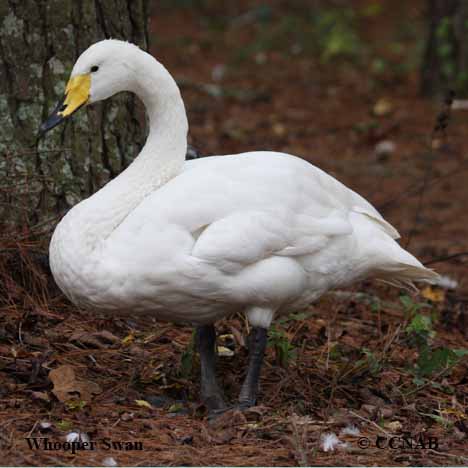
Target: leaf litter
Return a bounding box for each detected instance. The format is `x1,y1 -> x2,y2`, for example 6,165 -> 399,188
1,0 -> 468,466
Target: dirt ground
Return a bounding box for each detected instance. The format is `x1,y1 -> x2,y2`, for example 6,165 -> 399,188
1,0 -> 468,466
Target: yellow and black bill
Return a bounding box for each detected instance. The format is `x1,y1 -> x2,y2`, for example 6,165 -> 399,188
39,74 -> 91,136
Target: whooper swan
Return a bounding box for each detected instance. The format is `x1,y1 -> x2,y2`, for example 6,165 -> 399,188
40,40 -> 438,414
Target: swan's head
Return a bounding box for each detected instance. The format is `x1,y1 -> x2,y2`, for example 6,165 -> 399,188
39,39 -> 142,134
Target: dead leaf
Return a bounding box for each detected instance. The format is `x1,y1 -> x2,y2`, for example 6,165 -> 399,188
70,330 -> 120,349
379,370 -> 401,387
49,365 -> 101,403
122,333 -> 135,345
217,345 -> 234,357
379,406 -> 394,418
385,420 -> 403,432
373,98 -> 393,116
229,326 -> 246,347
421,286 -> 445,303
31,391 -> 50,403
272,122 -> 286,137
135,399 -> 153,409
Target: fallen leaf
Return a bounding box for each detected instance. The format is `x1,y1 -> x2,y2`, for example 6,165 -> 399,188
379,406 -> 394,418
385,420 -> 403,432
229,326 -> 246,347
421,286 -> 445,303
122,333 -> 135,345
135,399 -> 153,409
70,330 -> 120,349
272,122 -> 286,137
49,365 -> 101,403
217,345 -> 234,357
31,391 -> 50,403
373,98 -> 393,116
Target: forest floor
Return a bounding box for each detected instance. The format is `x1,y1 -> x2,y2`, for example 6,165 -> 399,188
1,0 -> 468,466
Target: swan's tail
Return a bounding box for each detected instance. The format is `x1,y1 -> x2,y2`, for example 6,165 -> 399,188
375,239 -> 439,287
350,211 -> 439,287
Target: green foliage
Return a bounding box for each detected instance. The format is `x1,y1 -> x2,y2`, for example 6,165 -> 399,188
179,330 -> 196,378
419,411 -> 454,428
56,420 -> 72,431
268,325 -> 296,368
64,399 -> 87,412
313,8 -> 363,62
328,343 -> 342,361
226,6 -> 365,65
360,3 -> 383,18
353,119 -> 380,135
353,347 -> 383,376
405,312 -> 435,349
415,347 -> 467,378
401,295 -> 468,385
433,16 -> 468,92
436,17 -> 455,81
400,295 -> 430,320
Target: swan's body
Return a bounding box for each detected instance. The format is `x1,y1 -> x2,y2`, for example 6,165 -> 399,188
51,150 -> 432,327
43,40 -> 437,411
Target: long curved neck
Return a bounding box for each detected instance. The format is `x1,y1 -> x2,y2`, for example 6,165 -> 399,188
67,51 -> 188,248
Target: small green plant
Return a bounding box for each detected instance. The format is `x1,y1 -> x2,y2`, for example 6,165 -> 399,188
268,325 -> 296,367
419,410 -> 454,429
415,347 -> 467,379
178,330 -> 196,378
65,399 -> 87,412
56,420 -> 72,431
433,16 -> 468,92
230,6 -> 364,65
405,311 -> 435,349
314,8 -> 363,62
400,295 -> 431,320
436,17 -> 456,83
360,348 -> 382,376
401,295 -> 468,386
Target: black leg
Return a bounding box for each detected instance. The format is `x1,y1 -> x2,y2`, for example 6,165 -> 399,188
238,327 -> 268,408
196,324 -> 226,411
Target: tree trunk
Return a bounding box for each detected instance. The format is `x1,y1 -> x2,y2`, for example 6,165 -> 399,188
421,0 -> 468,97
0,0 -> 149,231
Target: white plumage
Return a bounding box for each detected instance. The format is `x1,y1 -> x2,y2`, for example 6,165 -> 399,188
47,40 -> 437,331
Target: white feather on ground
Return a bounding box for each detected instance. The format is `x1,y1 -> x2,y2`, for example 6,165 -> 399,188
320,432 -> 348,452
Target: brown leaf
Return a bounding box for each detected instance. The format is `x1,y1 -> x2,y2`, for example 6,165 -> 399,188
373,98 -> 393,116
361,404 -> 377,417
49,365 -> 101,402
31,391 -> 50,402
229,325 -> 246,348
421,286 -> 445,303
70,330 -> 120,349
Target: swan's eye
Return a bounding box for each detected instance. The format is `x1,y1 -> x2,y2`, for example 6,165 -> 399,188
90,65 -> 99,73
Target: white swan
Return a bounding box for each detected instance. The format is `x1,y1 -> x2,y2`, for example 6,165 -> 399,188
40,39 -> 437,413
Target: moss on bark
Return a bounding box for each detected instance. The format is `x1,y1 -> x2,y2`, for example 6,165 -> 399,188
0,0 -> 149,230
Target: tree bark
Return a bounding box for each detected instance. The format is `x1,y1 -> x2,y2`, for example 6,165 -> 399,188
0,0 -> 149,231
421,0 -> 468,97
